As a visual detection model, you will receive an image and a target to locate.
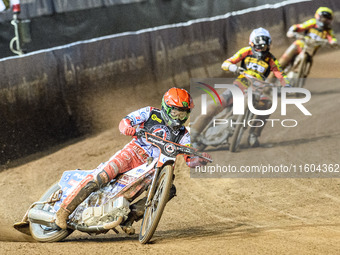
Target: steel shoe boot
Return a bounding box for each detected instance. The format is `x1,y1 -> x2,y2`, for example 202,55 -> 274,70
120,222 -> 136,235
248,133 -> 260,148
54,178 -> 101,229
120,197 -> 146,235
120,185 -> 177,235
55,207 -> 70,230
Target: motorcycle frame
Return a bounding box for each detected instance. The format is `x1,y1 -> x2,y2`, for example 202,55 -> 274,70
197,73 -> 274,151
288,34 -> 329,88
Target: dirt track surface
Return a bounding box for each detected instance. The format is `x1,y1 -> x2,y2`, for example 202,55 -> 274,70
1,49 -> 340,255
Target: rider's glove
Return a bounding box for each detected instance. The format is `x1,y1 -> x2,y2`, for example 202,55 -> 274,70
186,152 -> 212,167
198,152 -> 212,166
330,40 -> 338,48
228,64 -> 242,74
287,26 -> 295,38
287,25 -> 298,38
284,83 -> 292,88
119,118 -> 136,136
124,127 -> 136,136
286,30 -> 295,38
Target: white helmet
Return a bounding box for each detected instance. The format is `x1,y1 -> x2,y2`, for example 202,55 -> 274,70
249,27 -> 272,60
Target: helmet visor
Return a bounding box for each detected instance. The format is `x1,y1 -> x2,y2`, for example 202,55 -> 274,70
320,11 -> 333,20
254,44 -> 269,52
169,107 -> 190,121
320,16 -> 332,25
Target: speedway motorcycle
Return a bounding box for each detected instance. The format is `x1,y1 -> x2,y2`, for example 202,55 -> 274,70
285,32 -> 335,88
13,130 -> 212,243
194,71 -> 276,153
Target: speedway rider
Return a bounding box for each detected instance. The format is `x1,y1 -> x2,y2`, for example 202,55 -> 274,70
55,88 -> 212,233
278,6 -> 337,70
191,27 -> 290,148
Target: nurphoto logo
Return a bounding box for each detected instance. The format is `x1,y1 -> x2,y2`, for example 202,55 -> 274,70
195,81 -> 312,128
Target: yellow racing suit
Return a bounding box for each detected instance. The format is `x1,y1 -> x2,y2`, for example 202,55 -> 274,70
191,47 -> 289,146
221,46 -> 289,104
280,18 -> 337,69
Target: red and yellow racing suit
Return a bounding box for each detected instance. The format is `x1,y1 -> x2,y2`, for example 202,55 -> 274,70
190,47 -> 289,142
291,18 -> 337,53
60,107 -> 203,213
280,18 -> 337,69
221,46 -> 289,104
219,47 -> 289,138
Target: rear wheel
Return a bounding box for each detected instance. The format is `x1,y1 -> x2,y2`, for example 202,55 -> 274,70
139,165 -> 174,244
30,183 -> 74,242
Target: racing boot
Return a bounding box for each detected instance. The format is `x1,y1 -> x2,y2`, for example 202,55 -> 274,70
248,133 -> 260,148
247,97 -> 272,148
55,170 -> 111,229
120,184 -> 177,235
120,197 -> 147,235
168,183 -> 177,200
248,115 -> 267,148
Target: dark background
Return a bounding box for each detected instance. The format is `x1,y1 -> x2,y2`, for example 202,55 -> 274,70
1,0 -> 283,58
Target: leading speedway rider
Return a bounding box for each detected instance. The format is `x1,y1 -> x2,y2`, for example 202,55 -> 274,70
191,27 -> 291,148
55,88 -> 212,233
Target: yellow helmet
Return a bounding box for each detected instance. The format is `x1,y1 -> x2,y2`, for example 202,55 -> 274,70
315,7 -> 333,29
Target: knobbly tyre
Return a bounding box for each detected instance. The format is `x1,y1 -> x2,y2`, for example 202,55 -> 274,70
13,130 -> 212,244
195,71 -> 277,153
285,32 -> 337,89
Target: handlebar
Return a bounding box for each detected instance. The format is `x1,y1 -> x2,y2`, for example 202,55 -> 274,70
135,129 -> 213,163
238,71 -> 276,89
195,153 -> 213,163
290,32 -> 331,47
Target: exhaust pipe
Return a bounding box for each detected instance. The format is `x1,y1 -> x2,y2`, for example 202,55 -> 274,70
28,208 -> 56,228
68,216 -> 123,233
28,207 -> 124,233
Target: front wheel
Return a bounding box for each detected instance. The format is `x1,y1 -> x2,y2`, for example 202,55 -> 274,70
139,165 -> 174,244
29,183 -> 74,242
229,113 -> 247,152
296,55 -> 311,89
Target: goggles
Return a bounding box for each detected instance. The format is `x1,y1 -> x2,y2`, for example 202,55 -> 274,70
319,11 -> 333,20
319,16 -> 332,25
169,107 -> 190,121
253,44 -> 269,52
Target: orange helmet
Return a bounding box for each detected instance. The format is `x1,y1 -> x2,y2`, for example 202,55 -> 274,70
161,88 -> 193,130
315,7 -> 333,29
